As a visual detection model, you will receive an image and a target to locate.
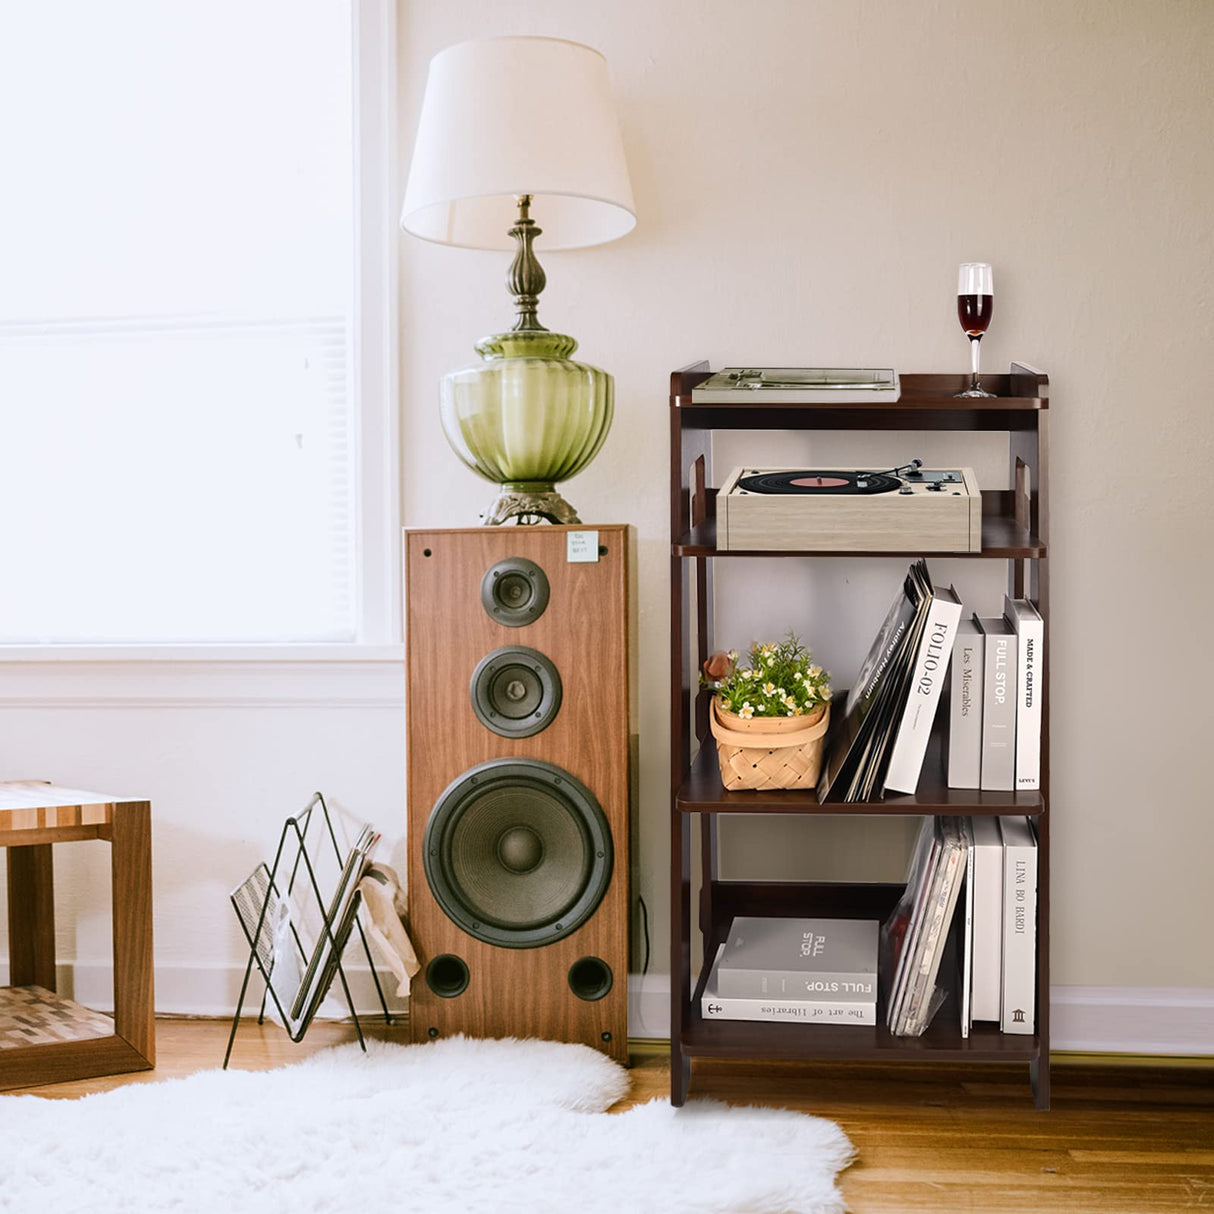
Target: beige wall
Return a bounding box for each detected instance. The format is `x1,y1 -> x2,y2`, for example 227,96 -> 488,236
399,0 -> 1214,989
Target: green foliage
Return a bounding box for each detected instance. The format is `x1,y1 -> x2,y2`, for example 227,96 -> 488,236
701,633 -> 832,720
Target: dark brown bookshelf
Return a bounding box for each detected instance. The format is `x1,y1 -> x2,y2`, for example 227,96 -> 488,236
668,361 -> 1051,1110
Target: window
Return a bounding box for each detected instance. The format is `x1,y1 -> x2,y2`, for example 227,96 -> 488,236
0,0 -> 395,646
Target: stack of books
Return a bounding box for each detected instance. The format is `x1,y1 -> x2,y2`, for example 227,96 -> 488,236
947,596 -> 1044,791
963,815 -> 1039,1036
701,916 -> 879,1026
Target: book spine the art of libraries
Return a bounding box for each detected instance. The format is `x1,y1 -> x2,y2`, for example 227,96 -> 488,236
947,618 -> 984,789
885,586 -> 963,794
999,816 -> 1038,1035
1004,596 -> 1044,791
701,993 -> 878,1025
977,617 -> 1016,791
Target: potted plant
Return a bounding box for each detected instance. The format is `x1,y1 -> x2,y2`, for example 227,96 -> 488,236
701,634 -> 833,791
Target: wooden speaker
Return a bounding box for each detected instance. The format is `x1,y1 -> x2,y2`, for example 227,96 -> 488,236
404,525 -> 630,1062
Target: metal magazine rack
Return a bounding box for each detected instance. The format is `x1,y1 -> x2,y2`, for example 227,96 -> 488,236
224,792 -> 391,1068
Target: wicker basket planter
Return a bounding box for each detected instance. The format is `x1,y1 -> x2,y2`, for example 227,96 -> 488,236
709,697 -> 831,792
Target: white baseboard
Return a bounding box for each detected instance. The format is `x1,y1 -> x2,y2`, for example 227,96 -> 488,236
1050,985 -> 1214,1055
7,963 -> 1211,1055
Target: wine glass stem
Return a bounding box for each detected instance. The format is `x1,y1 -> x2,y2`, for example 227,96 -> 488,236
970,336 -> 982,391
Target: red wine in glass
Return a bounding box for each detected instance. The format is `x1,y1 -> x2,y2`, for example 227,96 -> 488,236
958,293 -> 993,336
956,263 -> 995,397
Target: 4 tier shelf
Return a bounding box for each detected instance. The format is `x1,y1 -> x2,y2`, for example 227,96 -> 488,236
668,361 -> 1050,1108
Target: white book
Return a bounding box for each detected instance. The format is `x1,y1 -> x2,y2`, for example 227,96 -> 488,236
969,816 -> 1004,1022
715,917 -> 877,1001
702,948 -> 876,1024
947,618 -> 984,789
976,617 -> 1016,791
998,816 -> 1038,1035
960,817 -> 975,1038
885,585 -> 964,794
1003,596 -> 1044,791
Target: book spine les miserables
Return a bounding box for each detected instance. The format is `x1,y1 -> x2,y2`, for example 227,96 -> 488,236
715,970 -> 877,1001
947,619 -> 984,789
885,586 -> 963,794
701,994 -> 878,1025
977,617 -> 1016,791
1004,596 -> 1044,791
999,816 -> 1038,1035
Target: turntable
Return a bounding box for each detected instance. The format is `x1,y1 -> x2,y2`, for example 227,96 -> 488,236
716,462 -> 981,552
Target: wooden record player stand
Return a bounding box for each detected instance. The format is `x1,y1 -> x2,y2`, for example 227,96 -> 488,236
668,361 -> 1050,1108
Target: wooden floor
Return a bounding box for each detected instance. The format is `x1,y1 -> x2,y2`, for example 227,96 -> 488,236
11,1019 -> 1214,1213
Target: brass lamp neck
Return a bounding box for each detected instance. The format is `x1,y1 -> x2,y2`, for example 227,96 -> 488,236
507,194 -> 548,332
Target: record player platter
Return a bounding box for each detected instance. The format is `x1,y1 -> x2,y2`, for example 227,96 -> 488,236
737,469 -> 904,495
718,465 -> 981,552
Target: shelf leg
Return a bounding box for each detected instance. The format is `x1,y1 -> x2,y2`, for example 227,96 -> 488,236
1031,1056 -> 1051,1111
671,1048 -> 691,1107
7,845 -> 56,991
670,806 -> 691,1107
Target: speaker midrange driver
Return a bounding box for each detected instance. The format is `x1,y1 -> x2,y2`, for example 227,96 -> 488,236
470,645 -> 562,738
422,757 -> 613,949
481,557 -> 550,627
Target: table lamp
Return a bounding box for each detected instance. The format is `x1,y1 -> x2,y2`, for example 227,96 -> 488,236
400,36 -> 636,524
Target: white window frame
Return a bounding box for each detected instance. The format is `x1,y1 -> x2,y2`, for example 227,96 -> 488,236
0,0 -> 401,679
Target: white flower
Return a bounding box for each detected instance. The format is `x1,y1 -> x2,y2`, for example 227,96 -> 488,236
742,669 -> 756,680
822,687 -> 833,701
738,702 -> 754,719
762,682 -> 776,696
784,695 -> 797,710
809,665 -> 822,679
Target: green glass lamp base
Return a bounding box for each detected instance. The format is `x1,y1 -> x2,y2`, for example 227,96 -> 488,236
481,486 -> 582,526
440,328 -> 613,528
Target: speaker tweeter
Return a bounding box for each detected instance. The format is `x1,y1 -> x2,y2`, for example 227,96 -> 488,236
481,558 -> 550,627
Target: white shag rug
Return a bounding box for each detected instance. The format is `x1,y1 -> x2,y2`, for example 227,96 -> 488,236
1,1036 -> 854,1214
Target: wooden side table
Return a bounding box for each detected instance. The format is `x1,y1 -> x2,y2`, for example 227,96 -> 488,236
1,781 -> 155,1090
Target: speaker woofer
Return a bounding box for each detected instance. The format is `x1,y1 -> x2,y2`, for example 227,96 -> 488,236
470,646 -> 562,738
481,558 -> 550,627
423,758 -> 613,949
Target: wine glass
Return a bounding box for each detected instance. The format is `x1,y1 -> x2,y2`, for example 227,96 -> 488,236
956,262 -> 995,398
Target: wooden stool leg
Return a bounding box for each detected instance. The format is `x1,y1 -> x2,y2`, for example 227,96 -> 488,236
7,845 -> 56,990
111,801 -> 155,1066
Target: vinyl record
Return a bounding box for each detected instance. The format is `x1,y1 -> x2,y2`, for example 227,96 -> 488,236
737,470 -> 901,495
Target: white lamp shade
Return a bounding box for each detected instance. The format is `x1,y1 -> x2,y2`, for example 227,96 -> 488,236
401,36 -> 636,252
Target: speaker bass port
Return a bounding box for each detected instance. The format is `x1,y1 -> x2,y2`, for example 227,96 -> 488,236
425,953 -> 470,999
568,956 -> 613,1002
481,558 -> 550,627
470,646 -> 562,738
423,758 -> 613,949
